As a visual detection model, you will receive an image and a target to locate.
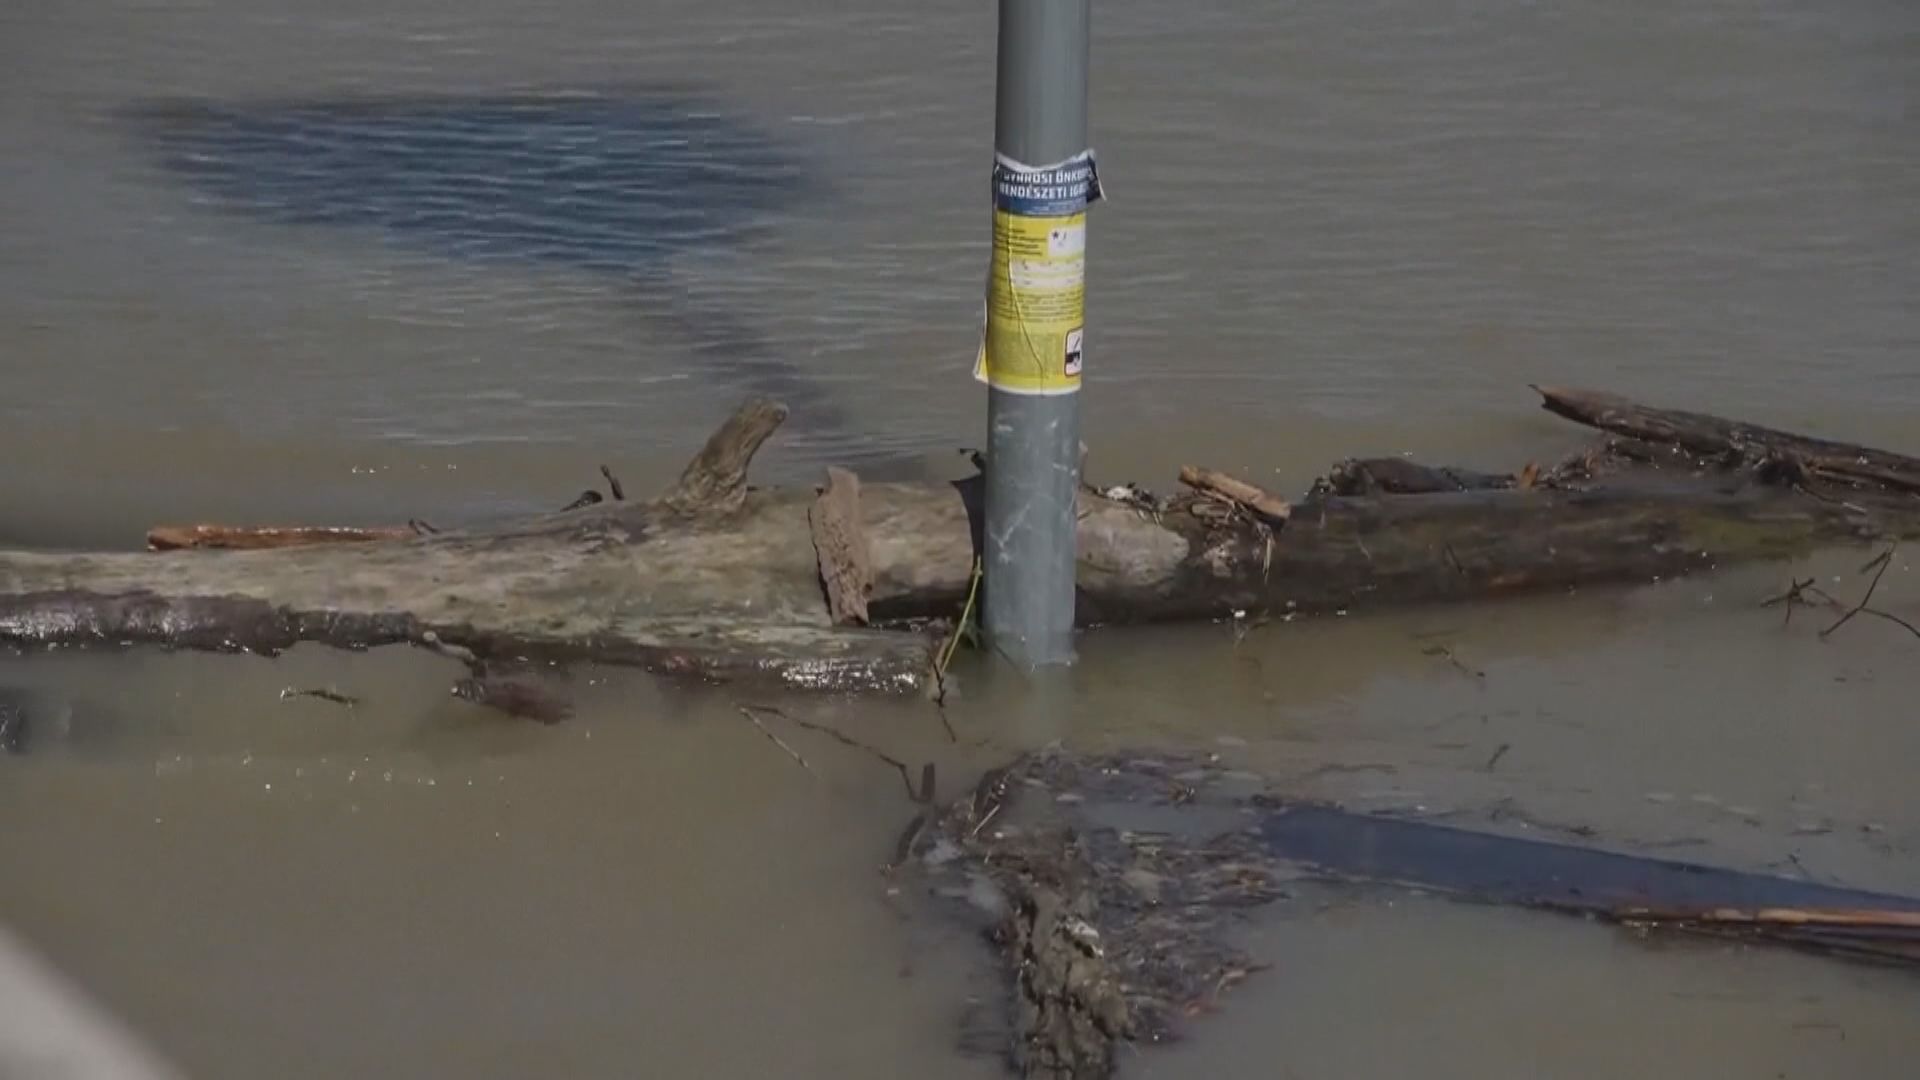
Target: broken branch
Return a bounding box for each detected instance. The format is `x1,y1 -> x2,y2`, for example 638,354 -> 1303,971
662,396 -> 788,514
146,524 -> 415,551
1177,466 -> 1291,522
600,464 -> 626,501
1536,385 -> 1920,495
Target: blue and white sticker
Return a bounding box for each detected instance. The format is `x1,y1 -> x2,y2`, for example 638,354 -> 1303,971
991,150 -> 1103,217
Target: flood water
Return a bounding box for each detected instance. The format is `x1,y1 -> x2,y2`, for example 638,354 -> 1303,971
3,1 -> 1918,1077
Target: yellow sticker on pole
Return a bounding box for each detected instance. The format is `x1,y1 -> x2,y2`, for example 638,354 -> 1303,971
973,151 -> 1101,396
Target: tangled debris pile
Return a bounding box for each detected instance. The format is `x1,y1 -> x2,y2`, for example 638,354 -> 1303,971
894,747 -> 1920,1078
894,750 -> 1287,1079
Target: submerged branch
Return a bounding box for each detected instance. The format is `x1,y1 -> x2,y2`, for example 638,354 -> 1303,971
1817,546 -> 1920,642
736,705 -> 817,777
741,703 -> 926,801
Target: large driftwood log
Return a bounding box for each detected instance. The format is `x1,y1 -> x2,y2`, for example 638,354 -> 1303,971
2,387 -> 1918,694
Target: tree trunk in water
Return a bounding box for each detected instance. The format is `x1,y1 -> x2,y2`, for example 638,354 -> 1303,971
2,387 -> 1917,694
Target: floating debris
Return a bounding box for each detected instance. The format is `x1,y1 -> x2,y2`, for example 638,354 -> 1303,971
897,749 -> 1920,1078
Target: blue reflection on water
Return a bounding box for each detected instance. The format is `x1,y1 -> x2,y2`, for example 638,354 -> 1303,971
134,90 -> 814,274
125,90 -> 914,470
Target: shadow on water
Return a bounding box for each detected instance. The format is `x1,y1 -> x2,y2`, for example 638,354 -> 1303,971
122,88 -> 925,476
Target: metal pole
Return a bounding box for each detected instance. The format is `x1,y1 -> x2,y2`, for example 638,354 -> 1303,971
981,0 -> 1091,670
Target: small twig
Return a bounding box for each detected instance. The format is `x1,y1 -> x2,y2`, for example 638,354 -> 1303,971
1820,546 -> 1909,640
736,706 -> 818,778
741,704 -> 922,800
1761,577 -> 1843,627
559,489 -> 603,513
968,800 -> 1002,839
1485,742 -> 1511,770
1858,546 -> 1895,578
408,518 -> 440,536
1849,607 -> 1920,641
279,686 -> 358,707
599,464 -> 626,501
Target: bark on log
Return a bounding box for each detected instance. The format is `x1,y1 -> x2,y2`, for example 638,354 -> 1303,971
809,467 -> 872,626
1,389 -> 1918,694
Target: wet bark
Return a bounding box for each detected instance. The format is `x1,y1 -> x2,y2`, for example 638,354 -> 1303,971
1,388 -> 1917,693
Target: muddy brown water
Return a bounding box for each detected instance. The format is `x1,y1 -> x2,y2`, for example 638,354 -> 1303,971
4,0 -> 1920,1076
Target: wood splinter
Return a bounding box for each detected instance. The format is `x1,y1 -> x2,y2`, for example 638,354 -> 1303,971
809,466 -> 872,626
1177,466 -> 1292,523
